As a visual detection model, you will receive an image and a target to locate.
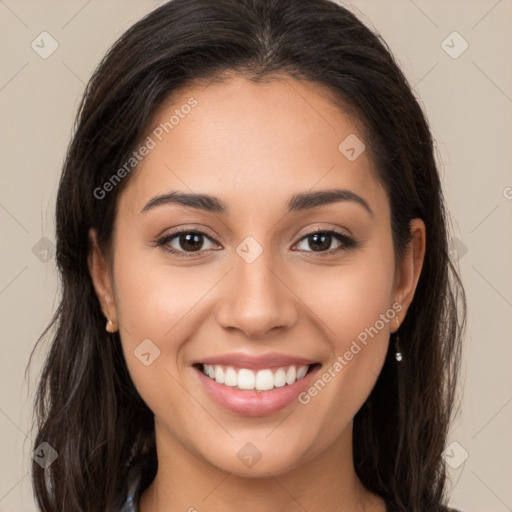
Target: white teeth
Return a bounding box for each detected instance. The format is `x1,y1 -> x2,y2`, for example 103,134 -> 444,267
238,368 -> 255,390
285,366 -> 296,385
224,367 -> 237,387
255,369 -> 274,391
297,365 -> 308,380
201,364 -> 311,391
274,368 -> 287,387
214,365 -> 225,384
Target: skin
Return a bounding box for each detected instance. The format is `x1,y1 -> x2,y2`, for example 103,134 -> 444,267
89,74 -> 425,512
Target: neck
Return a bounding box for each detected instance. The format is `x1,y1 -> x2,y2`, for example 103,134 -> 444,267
140,419 -> 386,512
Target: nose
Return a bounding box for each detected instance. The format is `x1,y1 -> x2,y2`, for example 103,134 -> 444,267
216,249 -> 298,339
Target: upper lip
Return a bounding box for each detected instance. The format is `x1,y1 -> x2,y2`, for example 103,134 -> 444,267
195,352 -> 318,370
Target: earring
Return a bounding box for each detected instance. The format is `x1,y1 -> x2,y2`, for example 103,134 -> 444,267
395,317 -> 403,362
106,318 -> 116,333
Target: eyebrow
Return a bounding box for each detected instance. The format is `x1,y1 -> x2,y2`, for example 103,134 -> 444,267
141,188 -> 373,216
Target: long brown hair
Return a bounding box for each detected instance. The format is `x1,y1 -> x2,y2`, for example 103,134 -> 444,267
28,0 -> 466,510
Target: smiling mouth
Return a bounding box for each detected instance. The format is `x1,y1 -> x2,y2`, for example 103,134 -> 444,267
193,363 -> 321,392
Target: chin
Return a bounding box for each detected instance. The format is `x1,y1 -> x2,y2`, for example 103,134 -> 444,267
199,440 -> 314,478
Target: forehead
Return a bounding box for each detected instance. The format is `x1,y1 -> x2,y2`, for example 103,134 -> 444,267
118,74 -> 387,218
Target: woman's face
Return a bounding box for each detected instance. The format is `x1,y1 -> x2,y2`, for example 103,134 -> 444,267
90,74 -> 424,476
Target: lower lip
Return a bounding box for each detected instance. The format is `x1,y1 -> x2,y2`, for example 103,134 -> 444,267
194,365 -> 320,416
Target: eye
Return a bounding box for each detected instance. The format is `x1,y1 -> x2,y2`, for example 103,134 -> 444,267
156,227 -> 359,258
156,229 -> 220,257
294,229 -> 358,254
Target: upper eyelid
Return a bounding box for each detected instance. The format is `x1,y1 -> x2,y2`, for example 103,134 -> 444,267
159,229 -> 220,249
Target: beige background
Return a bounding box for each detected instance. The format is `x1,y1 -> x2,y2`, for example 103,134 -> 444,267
0,0 -> 511,510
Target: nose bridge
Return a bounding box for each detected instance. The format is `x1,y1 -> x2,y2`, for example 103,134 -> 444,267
216,237 -> 297,338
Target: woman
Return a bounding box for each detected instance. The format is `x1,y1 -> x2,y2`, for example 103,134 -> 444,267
29,0 -> 467,511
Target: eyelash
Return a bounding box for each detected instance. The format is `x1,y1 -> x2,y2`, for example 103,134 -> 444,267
156,227 -> 360,258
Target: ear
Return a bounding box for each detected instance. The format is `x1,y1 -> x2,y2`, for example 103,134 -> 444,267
391,218 -> 426,333
88,228 -> 118,328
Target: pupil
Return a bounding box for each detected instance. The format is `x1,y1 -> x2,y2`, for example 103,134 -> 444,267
310,233 -> 330,251
181,233 -> 202,251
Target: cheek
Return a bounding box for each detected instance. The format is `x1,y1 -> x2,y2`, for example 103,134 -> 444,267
112,239 -> 214,343
293,241 -> 396,422
304,243 -> 396,352
329,264 -> 395,351
109,241 -> 200,392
